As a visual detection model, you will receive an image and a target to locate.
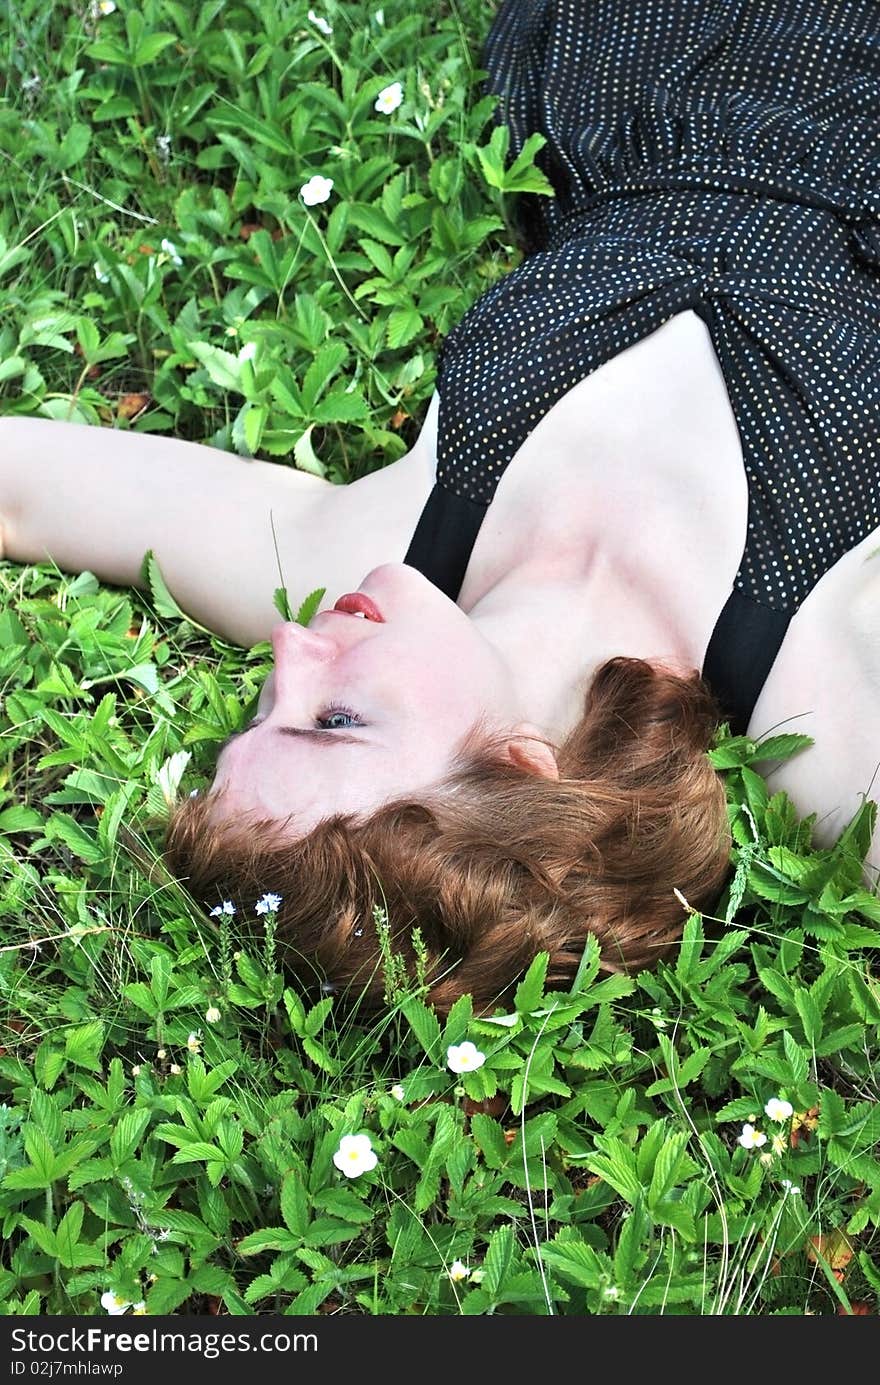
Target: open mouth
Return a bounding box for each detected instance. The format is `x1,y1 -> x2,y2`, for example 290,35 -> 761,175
332,593 -> 385,622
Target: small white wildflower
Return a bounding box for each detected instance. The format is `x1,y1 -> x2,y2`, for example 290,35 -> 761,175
91,0 -> 117,16
448,1259 -> 469,1283
602,1285 -> 621,1301
186,1032 -> 201,1054
100,1291 -> 130,1315
771,1132 -> 787,1156
781,1179 -> 801,1195
737,1123 -> 767,1150
210,901 -> 236,918
759,1151 -> 774,1167
332,1133 -> 378,1178
307,9 -> 333,35
131,1065 -> 142,1078
374,81 -> 403,115
300,175 -> 334,206
255,892 -> 282,915
156,1049 -> 167,1060
446,1041 -> 486,1075
94,263 -> 110,284
205,1006 -> 221,1024
390,1084 -> 405,1101
159,237 -> 182,268
764,1097 -> 794,1123
169,1063 -> 182,1076
155,134 -> 172,163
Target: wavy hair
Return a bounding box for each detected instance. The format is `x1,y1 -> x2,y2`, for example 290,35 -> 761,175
164,657 -> 732,1016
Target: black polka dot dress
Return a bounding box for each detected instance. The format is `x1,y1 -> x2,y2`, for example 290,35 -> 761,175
403,0 -> 880,732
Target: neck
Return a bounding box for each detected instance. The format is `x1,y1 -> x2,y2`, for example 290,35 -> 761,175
467,557 -> 704,745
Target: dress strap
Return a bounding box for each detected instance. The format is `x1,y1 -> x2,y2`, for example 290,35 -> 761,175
402,484 -> 488,601
701,590 -> 792,736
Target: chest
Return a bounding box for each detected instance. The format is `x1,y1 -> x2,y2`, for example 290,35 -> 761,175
457,308 -> 880,855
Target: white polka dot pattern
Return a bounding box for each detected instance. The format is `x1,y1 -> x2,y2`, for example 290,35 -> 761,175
434,0 -> 880,617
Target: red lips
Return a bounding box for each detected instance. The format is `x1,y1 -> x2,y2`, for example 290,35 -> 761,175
332,593 -> 385,622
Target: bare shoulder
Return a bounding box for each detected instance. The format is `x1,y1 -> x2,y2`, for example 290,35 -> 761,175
747,539 -> 880,883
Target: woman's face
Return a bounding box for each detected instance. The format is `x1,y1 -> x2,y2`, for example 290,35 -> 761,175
208,564 -> 522,832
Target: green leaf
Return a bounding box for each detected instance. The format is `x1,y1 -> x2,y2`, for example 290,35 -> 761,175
482,1223 -> 515,1299
793,988 -> 823,1046
64,1021 -> 105,1073
54,1202 -> 85,1268
514,952 -> 549,1013
280,1169 -> 310,1239
291,586 -> 326,626
401,997 -> 442,1062
751,733 -> 814,763
293,424 -> 327,478
110,1109 -> 151,1166
139,550 -> 210,634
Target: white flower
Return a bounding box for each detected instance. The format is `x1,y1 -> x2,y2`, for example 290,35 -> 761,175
94,263 -> 110,284
255,892 -> 282,915
374,81 -> 403,115
764,1097 -> 794,1123
771,1132 -> 787,1156
448,1259 -> 469,1283
169,1063 -> 182,1076
307,9 -> 333,35
205,1006 -> 221,1024
210,901 -> 236,918
100,1291 -> 130,1315
186,1032 -> 201,1053
737,1123 -> 767,1150
160,237 -> 182,267
131,1065 -> 142,1078
446,1041 -> 486,1074
155,134 -> 172,163
390,1084 -> 405,1101
91,0 -> 117,16
781,1179 -> 801,1195
759,1151 -> 774,1167
332,1133 -> 378,1178
300,175 -> 334,207
602,1285 -> 621,1301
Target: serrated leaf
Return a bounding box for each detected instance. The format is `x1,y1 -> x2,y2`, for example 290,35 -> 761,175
294,586 -> 326,626
293,424 -> 326,477
110,1109 -> 151,1166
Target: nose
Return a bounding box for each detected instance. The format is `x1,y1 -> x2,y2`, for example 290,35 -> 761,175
270,621 -> 335,664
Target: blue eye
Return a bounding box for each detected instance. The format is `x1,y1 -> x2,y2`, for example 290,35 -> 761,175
317,705 -> 362,730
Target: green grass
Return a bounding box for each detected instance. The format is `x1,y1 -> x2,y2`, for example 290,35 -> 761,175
1,0 -> 879,1318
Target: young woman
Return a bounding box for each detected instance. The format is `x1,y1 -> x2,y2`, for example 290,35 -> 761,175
3,0 -> 879,1012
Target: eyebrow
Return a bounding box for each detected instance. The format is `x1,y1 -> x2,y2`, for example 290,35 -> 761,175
217,725 -> 374,755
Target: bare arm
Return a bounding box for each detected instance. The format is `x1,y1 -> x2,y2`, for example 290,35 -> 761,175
0,394 -> 438,646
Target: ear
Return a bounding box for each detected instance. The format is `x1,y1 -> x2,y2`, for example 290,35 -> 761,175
500,722 -> 560,780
